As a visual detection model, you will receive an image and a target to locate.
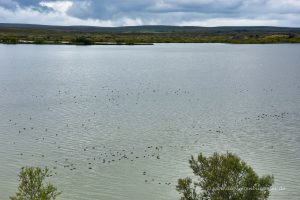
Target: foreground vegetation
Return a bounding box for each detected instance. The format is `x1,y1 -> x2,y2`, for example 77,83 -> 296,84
10,167 -> 61,200
177,152 -> 274,200
0,24 -> 300,45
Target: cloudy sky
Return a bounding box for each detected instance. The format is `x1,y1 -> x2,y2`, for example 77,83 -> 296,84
0,0 -> 300,27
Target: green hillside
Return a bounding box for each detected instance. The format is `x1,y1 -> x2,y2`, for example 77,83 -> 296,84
1,23 -> 300,44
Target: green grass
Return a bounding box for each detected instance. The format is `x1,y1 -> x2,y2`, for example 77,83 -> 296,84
1,25 -> 300,45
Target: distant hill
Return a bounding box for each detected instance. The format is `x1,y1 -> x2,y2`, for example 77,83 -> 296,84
1,23 -> 300,44
1,23 -> 300,34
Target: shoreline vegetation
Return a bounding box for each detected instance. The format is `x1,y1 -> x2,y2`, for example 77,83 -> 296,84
1,23 -> 300,45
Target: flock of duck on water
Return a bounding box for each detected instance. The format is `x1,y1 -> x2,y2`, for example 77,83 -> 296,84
5,85 -> 295,186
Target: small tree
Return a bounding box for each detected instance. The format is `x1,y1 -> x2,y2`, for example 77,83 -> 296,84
73,37 -> 93,45
177,152 -> 274,200
10,167 -> 61,200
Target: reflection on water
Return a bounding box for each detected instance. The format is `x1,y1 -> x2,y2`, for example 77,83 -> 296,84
0,44 -> 300,200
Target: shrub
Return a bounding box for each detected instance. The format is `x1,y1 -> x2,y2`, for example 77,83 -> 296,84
73,37 -> 94,45
177,152 -> 274,200
10,167 -> 61,200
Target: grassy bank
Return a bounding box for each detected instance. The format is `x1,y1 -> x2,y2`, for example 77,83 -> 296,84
1,24 -> 300,45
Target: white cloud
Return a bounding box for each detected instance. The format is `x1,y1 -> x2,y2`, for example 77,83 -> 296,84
39,1 -> 73,13
0,4 -> 155,26
0,0 -> 300,27
122,17 -> 143,26
180,18 -> 280,27
0,5 -> 113,26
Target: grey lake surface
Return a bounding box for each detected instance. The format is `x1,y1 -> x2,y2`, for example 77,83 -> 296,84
0,44 -> 300,200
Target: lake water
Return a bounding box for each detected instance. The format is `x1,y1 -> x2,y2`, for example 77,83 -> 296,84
0,44 -> 299,200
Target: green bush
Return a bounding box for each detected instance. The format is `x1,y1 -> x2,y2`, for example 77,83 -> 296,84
10,167 -> 61,200
177,152 -> 274,200
73,37 -> 94,45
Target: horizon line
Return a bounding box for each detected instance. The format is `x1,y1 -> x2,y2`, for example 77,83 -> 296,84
1,22 -> 300,29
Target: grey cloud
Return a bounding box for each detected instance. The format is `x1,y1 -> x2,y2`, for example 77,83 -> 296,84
0,0 -> 300,27
66,0 -> 244,19
0,0 -> 18,9
67,0 -> 154,20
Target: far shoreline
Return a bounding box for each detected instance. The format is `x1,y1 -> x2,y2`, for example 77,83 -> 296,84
1,41 -> 300,45
1,24 -> 300,45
